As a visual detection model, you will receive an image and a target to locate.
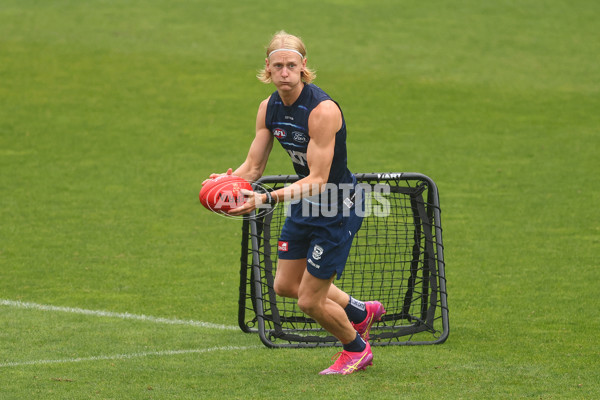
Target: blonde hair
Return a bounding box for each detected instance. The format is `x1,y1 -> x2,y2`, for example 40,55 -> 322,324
257,31 -> 317,84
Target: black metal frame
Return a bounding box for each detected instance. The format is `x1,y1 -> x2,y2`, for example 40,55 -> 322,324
238,173 -> 449,348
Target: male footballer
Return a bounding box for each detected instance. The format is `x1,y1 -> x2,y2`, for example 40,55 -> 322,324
208,31 -> 385,375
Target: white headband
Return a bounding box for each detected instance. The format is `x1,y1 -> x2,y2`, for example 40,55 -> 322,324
268,48 -> 304,59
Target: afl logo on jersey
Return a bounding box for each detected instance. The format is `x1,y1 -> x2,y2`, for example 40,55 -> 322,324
273,128 -> 286,139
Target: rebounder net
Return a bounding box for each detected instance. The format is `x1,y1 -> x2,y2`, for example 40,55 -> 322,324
238,173 -> 448,348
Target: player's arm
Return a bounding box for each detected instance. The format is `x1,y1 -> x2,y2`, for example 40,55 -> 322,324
270,99 -> 340,202
229,100 -> 340,216
232,98 -> 274,182
208,98 -> 273,182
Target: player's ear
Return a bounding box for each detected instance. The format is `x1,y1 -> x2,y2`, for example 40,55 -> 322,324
265,58 -> 270,72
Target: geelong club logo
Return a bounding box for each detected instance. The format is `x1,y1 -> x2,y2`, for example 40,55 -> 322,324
293,131 -> 308,143
312,245 -> 324,260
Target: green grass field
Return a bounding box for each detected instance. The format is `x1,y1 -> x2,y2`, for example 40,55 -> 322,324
1,0 -> 599,398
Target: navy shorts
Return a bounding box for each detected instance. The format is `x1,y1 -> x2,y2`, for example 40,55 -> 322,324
277,189 -> 364,280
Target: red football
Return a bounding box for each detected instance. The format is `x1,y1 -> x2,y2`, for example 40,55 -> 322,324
199,175 -> 252,213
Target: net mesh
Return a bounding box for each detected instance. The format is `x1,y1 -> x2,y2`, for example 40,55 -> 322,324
238,173 -> 448,347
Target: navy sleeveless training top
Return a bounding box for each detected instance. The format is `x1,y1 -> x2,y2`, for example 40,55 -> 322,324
265,84 -> 353,187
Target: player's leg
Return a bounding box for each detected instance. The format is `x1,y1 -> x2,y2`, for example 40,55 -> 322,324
275,257 -> 369,348
273,258 -> 305,299
325,285 -> 383,332
275,239 -> 383,340
350,300 -> 386,341
325,284 -> 385,341
296,270 -> 356,343
274,217 -> 356,305
274,257 -> 379,337
326,283 -> 385,340
297,270 -> 373,375
316,193 -> 386,341
274,258 -> 358,307
302,234 -> 385,342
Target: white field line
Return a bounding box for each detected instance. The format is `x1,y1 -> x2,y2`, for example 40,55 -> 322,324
0,345 -> 260,368
0,299 -> 238,330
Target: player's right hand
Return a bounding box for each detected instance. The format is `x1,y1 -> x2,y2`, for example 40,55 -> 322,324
203,168 -> 233,185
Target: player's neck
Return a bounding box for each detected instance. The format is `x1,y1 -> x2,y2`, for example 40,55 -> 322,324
278,83 -> 305,106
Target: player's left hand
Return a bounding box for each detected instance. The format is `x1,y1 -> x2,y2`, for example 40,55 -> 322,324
227,189 -> 265,216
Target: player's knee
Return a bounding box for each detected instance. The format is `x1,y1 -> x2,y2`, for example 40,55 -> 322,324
274,281 -> 298,299
297,296 -> 319,317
